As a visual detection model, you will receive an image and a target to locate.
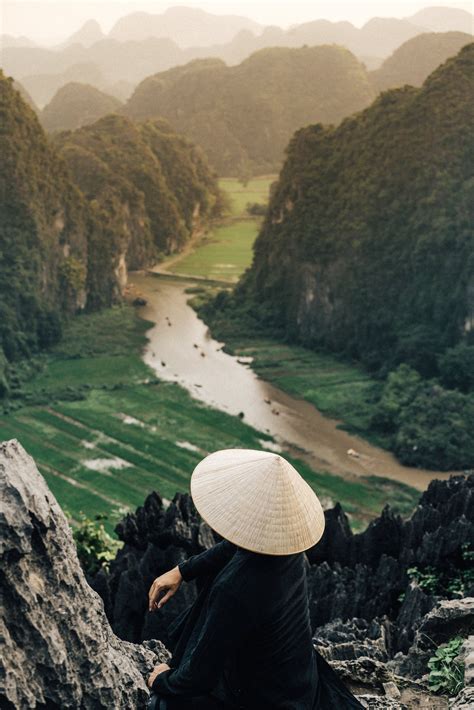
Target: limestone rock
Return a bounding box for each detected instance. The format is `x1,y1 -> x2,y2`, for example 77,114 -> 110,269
390,598 -> 474,680
450,687 -> 474,709
382,681 -> 401,699
313,617 -> 392,662
0,439 -> 169,709
92,490 -> 217,646
358,696 -> 408,709
461,635 -> 474,686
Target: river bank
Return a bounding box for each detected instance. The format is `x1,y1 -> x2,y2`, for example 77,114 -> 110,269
131,272 -> 450,492
0,292 -> 420,531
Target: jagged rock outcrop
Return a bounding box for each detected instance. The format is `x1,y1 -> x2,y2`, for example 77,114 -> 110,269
92,491 -> 217,646
389,598 -> 474,680
96,473 -> 474,659
308,475 -> 474,653
0,440 -> 169,709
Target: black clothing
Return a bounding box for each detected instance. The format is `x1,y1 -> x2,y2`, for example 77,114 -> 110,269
152,541 -> 362,709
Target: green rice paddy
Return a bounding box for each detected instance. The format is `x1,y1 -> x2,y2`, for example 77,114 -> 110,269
168,176 -> 274,282
0,306 -> 417,532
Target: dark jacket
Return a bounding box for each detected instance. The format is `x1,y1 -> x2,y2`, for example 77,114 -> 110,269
152,541 -> 363,709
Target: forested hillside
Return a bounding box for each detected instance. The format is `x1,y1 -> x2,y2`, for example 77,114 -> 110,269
55,115 -> 221,258
0,73 -> 108,381
41,82 -> 122,132
202,44 -> 474,469
0,74 -> 221,396
124,46 -> 375,175
371,31 -> 472,90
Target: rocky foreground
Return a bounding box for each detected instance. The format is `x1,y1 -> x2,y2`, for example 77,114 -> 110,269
1,439 -> 473,708
0,440 -> 169,709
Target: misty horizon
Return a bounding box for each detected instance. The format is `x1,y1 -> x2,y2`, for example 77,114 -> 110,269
2,0 -> 473,43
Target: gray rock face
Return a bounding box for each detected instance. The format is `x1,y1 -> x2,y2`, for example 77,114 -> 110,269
0,439 -> 169,709
92,490 -> 217,647
308,474 -> 474,653
451,687 -> 474,709
389,598 -> 474,680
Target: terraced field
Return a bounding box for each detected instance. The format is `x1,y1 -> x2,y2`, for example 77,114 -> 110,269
0,384 -> 269,527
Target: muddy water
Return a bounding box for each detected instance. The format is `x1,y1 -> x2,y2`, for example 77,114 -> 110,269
130,272 -> 450,491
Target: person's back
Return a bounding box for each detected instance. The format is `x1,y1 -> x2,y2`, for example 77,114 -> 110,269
215,549 -> 317,709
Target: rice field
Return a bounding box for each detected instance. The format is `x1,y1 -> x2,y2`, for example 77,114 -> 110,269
167,176 -> 274,282
0,306 -> 418,532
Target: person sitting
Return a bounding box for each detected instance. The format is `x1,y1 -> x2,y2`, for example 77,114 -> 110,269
147,448 -> 363,709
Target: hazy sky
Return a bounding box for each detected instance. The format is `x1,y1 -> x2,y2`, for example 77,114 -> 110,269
2,0 -> 473,41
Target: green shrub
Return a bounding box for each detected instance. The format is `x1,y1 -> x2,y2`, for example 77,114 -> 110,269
407,566 -> 439,595
372,365 -> 474,470
427,636 -> 464,695
439,343 -> 474,393
246,202 -> 267,216
406,547 -> 474,598
72,514 -> 122,577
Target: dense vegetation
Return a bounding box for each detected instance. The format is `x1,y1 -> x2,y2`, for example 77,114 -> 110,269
371,31 -> 472,91
0,71 -> 105,389
0,74 -> 222,394
41,82 -> 122,133
200,45 -> 474,469
124,46 -> 375,175
55,115 -> 222,261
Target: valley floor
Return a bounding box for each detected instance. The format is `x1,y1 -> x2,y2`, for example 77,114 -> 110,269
0,178 -> 437,532
0,303 -> 419,532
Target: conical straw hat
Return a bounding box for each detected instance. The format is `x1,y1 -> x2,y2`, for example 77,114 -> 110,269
190,449 -> 325,555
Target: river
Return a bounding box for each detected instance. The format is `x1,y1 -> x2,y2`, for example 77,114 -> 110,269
129,272 -> 450,491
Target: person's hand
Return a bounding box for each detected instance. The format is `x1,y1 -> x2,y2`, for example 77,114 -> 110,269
148,566 -> 183,611
147,663 -> 171,688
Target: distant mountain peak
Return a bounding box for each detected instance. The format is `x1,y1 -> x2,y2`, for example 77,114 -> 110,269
109,6 -> 261,46
66,19 -> 104,48
408,6 -> 474,33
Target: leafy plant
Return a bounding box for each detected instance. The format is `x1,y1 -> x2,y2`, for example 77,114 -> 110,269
406,548 -> 474,599
59,256 -> 87,293
427,636 -> 464,695
407,566 -> 440,594
72,514 -> 122,576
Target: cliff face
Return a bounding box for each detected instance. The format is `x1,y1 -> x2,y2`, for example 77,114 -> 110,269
0,439 -> 169,709
1,74 -> 222,384
236,44 -> 474,372
55,115 -> 221,262
0,72 -> 95,361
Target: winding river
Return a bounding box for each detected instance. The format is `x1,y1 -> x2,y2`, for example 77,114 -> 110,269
129,272 -> 450,491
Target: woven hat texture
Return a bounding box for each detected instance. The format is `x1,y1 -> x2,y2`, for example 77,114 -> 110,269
191,448 -> 326,555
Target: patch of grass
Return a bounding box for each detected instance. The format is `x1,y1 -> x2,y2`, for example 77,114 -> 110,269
428,636 -> 465,696
169,220 -> 259,282
168,177 -> 274,282
220,177 -> 274,217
